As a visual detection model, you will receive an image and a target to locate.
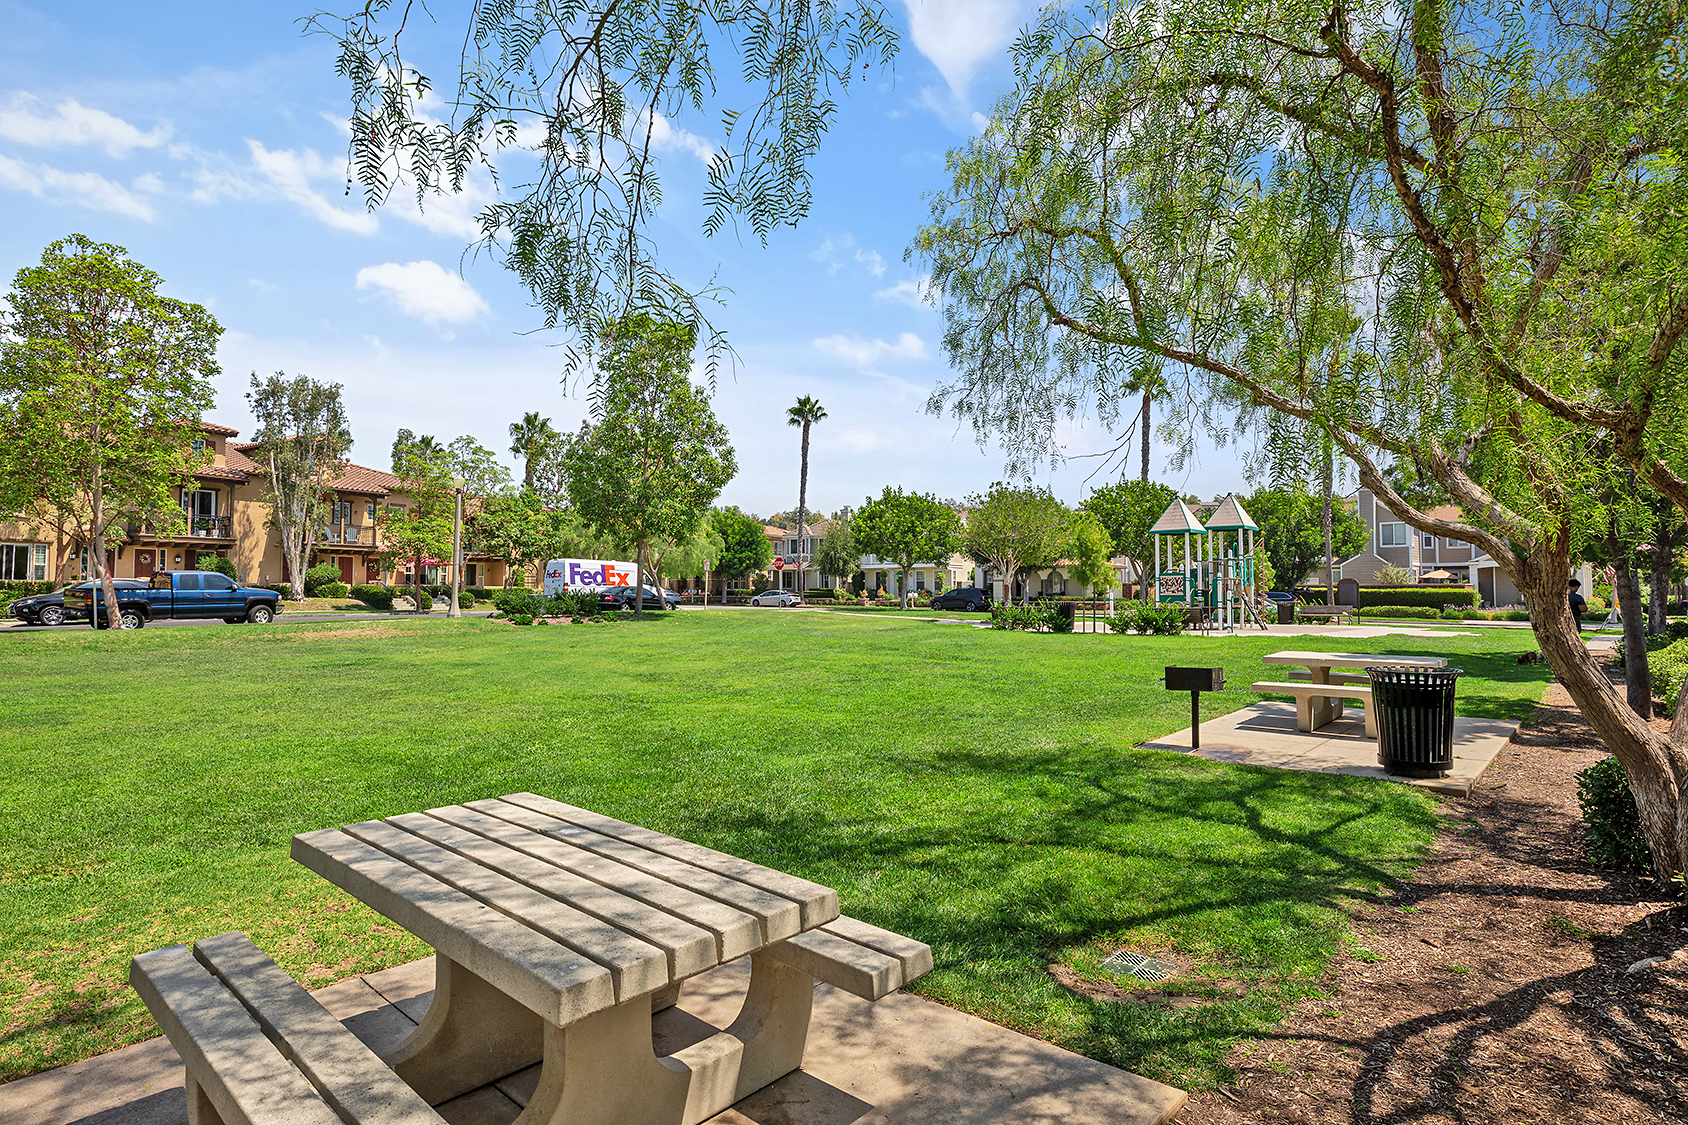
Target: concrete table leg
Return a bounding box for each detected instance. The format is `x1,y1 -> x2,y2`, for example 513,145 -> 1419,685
1307,667 -> 1342,729
516,952 -> 814,1125
383,955 -> 544,1105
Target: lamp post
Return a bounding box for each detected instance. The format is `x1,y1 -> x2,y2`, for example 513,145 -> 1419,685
447,478 -> 465,619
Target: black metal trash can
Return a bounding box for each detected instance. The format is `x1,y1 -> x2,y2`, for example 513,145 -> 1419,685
1055,602 -> 1077,631
1366,666 -> 1463,777
1277,601 -> 1296,625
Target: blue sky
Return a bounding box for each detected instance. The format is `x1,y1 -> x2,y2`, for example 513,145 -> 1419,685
0,1 -> 1247,517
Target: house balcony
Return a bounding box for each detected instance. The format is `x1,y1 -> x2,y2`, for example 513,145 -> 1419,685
317,524 -> 375,547
143,515 -> 233,540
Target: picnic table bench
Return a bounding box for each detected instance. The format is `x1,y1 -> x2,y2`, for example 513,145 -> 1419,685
1252,651 -> 1449,736
1290,604 -> 1358,624
131,793 -> 931,1125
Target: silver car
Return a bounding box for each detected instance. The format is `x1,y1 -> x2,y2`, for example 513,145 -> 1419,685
749,590 -> 803,607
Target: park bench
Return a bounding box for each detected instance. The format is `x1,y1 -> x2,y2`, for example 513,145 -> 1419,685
1292,604 -> 1358,624
131,793 -> 931,1125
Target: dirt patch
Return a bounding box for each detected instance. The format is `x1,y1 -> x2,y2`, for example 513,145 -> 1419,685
1173,681 -> 1688,1124
1047,963 -> 1214,1010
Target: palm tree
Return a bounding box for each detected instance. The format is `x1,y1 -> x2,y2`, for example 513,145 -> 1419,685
786,396 -> 827,593
508,412 -> 558,491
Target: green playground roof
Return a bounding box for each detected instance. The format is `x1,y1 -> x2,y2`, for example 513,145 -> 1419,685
1204,494 -> 1260,531
1149,498 -> 1209,535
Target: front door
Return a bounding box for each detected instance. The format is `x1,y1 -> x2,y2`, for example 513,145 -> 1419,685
338,556 -> 354,585
366,557 -> 381,583
135,550 -> 155,579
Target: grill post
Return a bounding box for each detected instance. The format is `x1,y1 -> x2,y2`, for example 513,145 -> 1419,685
1163,667 -> 1226,750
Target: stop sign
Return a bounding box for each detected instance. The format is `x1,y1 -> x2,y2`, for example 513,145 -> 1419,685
773,557 -> 785,570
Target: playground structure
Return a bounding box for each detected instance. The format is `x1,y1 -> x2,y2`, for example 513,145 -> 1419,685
1149,494 -> 1269,631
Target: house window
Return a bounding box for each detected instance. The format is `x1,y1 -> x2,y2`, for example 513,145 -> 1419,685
1423,533 -> 1434,549
0,543 -> 33,580
367,503 -> 378,521
1378,522 -> 1408,548
32,544 -> 47,580
191,438 -> 206,455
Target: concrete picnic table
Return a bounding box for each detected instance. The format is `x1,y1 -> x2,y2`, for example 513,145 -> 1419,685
1259,650 -> 1449,733
290,792 -> 930,1125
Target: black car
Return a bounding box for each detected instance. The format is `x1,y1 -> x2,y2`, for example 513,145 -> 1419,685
598,584 -> 682,611
930,586 -> 992,611
8,580 -> 148,626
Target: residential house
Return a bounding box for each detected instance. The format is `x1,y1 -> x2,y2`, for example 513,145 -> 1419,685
1,420 -> 511,590
859,548 -> 974,597
1333,487 -> 1589,606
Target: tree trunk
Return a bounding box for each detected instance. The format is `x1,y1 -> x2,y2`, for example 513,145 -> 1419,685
1522,552 -> 1685,889
1322,441 -> 1335,606
635,539 -> 646,618
90,427 -> 119,630
1138,386 -> 1151,482
1611,537 -> 1653,719
796,421 -> 810,595
1649,526 -> 1675,635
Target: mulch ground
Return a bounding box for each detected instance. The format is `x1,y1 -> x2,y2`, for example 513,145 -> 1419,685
1174,680 -> 1688,1125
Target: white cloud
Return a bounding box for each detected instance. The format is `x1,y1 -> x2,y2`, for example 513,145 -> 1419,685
0,93 -> 171,156
355,260 -> 490,327
874,276 -> 936,309
901,1 -> 1037,100
813,332 -> 928,367
637,109 -> 718,167
0,153 -> 156,219
246,140 -> 379,234
810,234 -> 889,280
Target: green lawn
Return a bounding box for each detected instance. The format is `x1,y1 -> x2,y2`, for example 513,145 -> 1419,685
0,614 -> 1553,1088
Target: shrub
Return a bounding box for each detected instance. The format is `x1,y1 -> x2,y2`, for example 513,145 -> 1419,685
350,584 -> 394,611
413,589 -> 434,611
316,581 -> 350,599
1129,603 -> 1187,635
1358,586 -> 1480,609
1650,638 -> 1688,708
258,582 -> 290,596
988,604 -> 1043,630
1358,605 -> 1443,620
302,563 -> 342,596
1576,757 -> 1652,871
458,591 -> 475,609
507,613 -> 535,626
196,554 -> 238,579
1039,602 -> 1075,633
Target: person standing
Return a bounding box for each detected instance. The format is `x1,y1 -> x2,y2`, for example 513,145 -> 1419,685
1568,578 -> 1588,633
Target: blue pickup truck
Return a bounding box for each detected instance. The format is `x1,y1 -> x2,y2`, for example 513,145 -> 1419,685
64,571 -> 284,629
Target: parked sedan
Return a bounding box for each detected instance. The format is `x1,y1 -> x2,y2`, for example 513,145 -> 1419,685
7,580 -> 148,626
597,584 -> 682,611
749,590 -> 803,607
929,586 -> 992,611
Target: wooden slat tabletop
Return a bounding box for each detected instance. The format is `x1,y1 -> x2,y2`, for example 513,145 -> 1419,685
1262,650 -> 1448,668
292,795 -> 839,1028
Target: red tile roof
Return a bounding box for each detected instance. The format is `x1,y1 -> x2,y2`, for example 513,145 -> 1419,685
329,464 -> 403,495
199,421 -> 240,436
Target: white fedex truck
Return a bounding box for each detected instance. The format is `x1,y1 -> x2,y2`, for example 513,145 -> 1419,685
542,558 -> 638,596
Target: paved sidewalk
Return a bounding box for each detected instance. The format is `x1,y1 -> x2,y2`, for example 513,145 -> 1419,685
0,956 -> 1186,1125
1140,700 -> 1519,797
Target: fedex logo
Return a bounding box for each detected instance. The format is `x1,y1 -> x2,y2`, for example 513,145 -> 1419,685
563,560 -> 634,586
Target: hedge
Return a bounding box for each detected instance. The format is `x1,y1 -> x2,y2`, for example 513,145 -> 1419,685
350,584 -> 394,611
1360,586 -> 1479,608
316,582 -> 350,599
0,580 -> 55,599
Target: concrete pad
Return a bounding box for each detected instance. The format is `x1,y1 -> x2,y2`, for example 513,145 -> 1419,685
2,957 -> 1185,1125
1141,700 -> 1519,797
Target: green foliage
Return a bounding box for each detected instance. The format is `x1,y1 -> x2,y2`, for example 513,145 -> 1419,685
1360,587 -> 1480,609
493,589 -> 598,619
1083,479 -> 1178,598
1375,565 -> 1416,585
562,316 -> 737,614
1243,488 -> 1369,590
311,2 -> 897,362
1650,638 -> 1688,709
710,507 -> 774,578
814,514 -> 860,578
1066,509 -> 1119,594
196,554 -> 238,580
1577,757 -> 1653,872
302,564 -> 342,597
349,584 -> 394,611
0,235 -> 220,624
1360,606 -> 1443,621
988,604 -> 1044,631
508,412 -> 559,492
854,486 -> 962,607
246,372 -> 352,599
650,519 -> 725,582
1039,602 -> 1076,633
315,582 -> 350,600
1108,603 -> 1187,635
963,482 -> 1070,601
